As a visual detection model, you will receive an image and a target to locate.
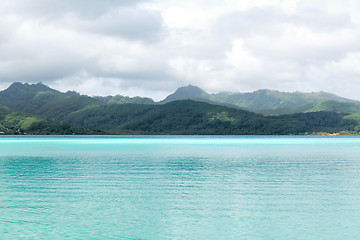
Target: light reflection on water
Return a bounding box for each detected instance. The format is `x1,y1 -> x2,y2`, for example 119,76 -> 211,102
0,136 -> 360,239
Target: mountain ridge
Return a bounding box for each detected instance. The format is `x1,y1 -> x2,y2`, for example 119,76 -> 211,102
3,82 -> 355,111
160,85 -> 355,110
0,82 -> 359,135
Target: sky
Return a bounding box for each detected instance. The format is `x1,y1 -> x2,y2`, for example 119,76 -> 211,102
0,0 -> 360,100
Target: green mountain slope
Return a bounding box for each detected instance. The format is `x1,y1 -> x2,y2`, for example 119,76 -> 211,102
0,82 -> 103,121
258,100 -> 360,116
160,85 -> 354,110
304,101 -> 360,114
160,85 -> 211,103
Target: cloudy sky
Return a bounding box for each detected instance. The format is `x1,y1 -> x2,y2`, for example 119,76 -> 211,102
1,0 -> 360,100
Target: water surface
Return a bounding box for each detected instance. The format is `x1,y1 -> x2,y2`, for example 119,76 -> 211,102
1,136 -> 360,239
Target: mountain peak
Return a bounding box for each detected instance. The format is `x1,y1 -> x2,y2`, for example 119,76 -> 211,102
160,85 -> 209,103
174,85 -> 204,92
160,85 -> 355,110
7,82 -> 58,93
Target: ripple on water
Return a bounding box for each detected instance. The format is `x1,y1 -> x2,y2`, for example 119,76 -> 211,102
0,136 -> 360,239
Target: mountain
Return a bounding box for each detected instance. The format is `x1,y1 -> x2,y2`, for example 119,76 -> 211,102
0,82 -> 359,135
160,85 -> 210,103
0,83 -> 155,123
213,89 -> 354,110
160,85 -> 355,110
0,82 -> 103,121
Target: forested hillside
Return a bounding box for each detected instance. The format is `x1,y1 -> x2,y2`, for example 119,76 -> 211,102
0,104 -> 100,135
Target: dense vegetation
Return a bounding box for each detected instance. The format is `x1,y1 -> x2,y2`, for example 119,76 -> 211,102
0,82 -> 103,121
258,100 -> 360,115
58,100 -> 358,135
0,104 -> 100,135
0,82 -> 359,135
94,95 -> 155,105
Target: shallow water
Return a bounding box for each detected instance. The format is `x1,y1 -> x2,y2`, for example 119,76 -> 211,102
1,136 -> 360,239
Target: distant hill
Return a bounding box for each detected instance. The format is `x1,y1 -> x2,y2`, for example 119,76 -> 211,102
160,85 -> 355,110
94,95 -> 155,105
258,101 -> 360,116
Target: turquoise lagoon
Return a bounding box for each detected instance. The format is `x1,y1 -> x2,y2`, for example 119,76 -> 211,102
0,136 -> 360,239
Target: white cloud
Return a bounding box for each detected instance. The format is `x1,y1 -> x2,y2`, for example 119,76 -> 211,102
56,7 -> 163,41
0,0 -> 146,18
0,0 -> 360,101
247,26 -> 359,62
226,39 -> 261,71
348,0 -> 360,24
